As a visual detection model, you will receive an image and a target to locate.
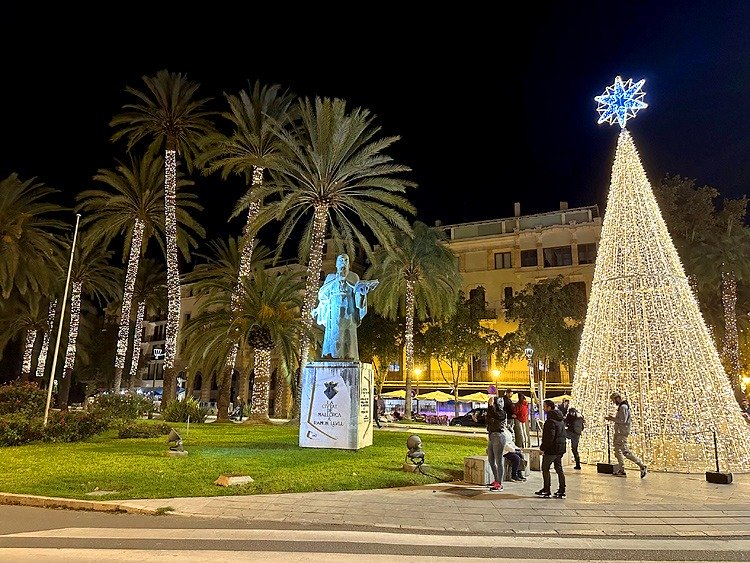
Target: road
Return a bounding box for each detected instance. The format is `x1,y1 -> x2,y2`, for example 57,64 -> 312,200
1,505 -> 748,562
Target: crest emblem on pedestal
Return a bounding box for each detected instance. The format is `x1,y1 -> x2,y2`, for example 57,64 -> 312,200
324,381 -> 339,400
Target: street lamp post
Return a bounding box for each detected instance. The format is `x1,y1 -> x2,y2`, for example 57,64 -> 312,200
524,345 -> 540,446
414,367 -> 423,415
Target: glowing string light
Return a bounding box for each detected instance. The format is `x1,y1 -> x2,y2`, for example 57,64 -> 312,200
571,128 -> 750,473
250,349 -> 271,418
128,300 -> 146,384
227,166 -> 266,370
299,205 -> 329,374
720,271 -> 740,389
404,279 -> 415,416
22,330 -> 36,377
36,300 -> 57,379
64,282 -> 82,371
115,218 -> 144,372
595,76 -> 648,128
164,149 -> 180,370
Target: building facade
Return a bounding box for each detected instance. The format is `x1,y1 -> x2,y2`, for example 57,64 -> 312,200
383,202 -> 602,398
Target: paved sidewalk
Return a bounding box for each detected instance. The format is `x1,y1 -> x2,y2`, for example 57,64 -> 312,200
3,465 -> 748,538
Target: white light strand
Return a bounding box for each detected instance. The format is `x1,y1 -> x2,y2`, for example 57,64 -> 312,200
571,130 -> 750,473
227,166 -> 265,370
250,349 -> 271,418
64,281 -> 82,371
299,205 -> 329,372
128,300 -> 146,384
164,149 -> 180,369
404,279 -> 415,417
22,330 -> 36,377
36,300 -> 57,379
720,271 -> 740,390
115,218 -> 144,370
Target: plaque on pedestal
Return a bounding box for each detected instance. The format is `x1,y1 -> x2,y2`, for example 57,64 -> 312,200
299,361 -> 374,450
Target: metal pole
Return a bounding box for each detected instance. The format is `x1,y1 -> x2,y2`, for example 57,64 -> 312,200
713,430 -> 720,473
607,425 -> 611,464
44,214 -> 81,426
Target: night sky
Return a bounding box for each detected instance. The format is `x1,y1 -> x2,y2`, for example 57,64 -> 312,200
3,3 -> 749,253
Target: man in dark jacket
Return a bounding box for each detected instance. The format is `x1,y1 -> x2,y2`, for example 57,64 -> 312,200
535,399 -> 566,498
502,389 -> 516,425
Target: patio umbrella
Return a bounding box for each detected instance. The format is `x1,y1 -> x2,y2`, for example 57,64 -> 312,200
548,394 -> 572,403
415,390 -> 455,402
457,392 -> 490,403
380,389 -> 406,398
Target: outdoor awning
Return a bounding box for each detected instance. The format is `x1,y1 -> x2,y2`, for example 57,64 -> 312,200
548,394 -> 572,403
415,390 -> 454,402
457,392 -> 490,403
380,390 -> 406,399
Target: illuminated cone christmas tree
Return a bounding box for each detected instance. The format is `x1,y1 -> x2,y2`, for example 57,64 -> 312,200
572,77 -> 750,473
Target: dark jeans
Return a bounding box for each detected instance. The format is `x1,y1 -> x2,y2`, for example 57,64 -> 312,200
567,431 -> 580,466
542,453 -> 566,493
504,451 -> 522,477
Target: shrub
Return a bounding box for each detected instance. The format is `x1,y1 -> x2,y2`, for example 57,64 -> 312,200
0,412 -> 43,446
0,381 -> 47,417
42,410 -> 109,443
87,393 -> 156,425
118,421 -> 172,439
161,396 -> 209,423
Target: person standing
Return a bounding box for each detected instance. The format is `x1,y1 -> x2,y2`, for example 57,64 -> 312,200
513,392 -> 530,448
374,393 -> 385,428
564,407 -> 584,469
558,398 -> 570,417
535,399 -> 566,499
485,395 -> 507,491
502,388 -> 516,428
605,392 -> 647,478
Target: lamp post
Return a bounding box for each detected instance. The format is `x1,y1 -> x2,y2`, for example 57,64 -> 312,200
414,367 -> 423,415
524,345 -> 539,446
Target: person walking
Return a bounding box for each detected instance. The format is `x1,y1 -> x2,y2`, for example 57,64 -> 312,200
535,399 -> 566,499
486,395 -> 507,491
513,392 -> 530,448
564,407 -> 584,469
606,392 -> 647,478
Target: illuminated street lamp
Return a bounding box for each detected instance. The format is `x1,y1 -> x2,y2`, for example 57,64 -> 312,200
414,367 -> 423,414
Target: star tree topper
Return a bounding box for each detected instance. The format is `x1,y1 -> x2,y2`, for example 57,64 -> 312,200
595,76 -> 648,128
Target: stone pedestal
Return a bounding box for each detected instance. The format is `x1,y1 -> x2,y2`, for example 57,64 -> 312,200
299,361 -> 374,450
464,455 -> 493,485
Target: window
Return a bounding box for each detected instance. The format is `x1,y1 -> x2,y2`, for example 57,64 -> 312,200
494,252 -> 512,269
543,246 -> 573,267
578,243 -> 597,264
520,249 -> 538,267
503,286 -> 513,306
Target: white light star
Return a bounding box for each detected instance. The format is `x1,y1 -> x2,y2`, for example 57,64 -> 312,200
595,76 -> 648,128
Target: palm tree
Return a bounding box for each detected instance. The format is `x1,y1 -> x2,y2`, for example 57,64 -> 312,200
0,292 -> 49,380
110,69 -> 217,404
249,96 -> 416,412
57,232 -> 121,409
182,265 -> 306,422
127,259 -> 167,390
198,81 -> 295,372
76,147 -> 204,392
366,221 -> 461,420
182,238 -> 273,412
0,173 -> 66,299
691,227 -> 750,393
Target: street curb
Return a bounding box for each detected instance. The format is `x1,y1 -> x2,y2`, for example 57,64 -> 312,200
0,492 -> 159,515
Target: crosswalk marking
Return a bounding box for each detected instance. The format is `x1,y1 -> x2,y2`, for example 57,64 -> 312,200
3,527 -> 749,552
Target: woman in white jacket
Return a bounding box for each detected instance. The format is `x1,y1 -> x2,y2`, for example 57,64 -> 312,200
502,428 -> 527,482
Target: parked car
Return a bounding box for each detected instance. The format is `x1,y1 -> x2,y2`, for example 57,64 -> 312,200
449,407 -> 487,427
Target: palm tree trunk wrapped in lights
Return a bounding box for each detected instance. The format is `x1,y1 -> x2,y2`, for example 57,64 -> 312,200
128,300 -> 146,387
35,300 -> 57,379
571,128 -> 750,472
22,330 -> 37,380
114,218 -> 145,392
720,271 -> 741,391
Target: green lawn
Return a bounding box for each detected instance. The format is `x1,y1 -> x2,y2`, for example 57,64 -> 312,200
0,422 -> 487,500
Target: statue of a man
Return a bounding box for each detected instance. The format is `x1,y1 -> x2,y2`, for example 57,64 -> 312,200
311,253 -> 378,361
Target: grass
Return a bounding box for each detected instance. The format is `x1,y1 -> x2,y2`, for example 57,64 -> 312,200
0,421 -> 488,500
